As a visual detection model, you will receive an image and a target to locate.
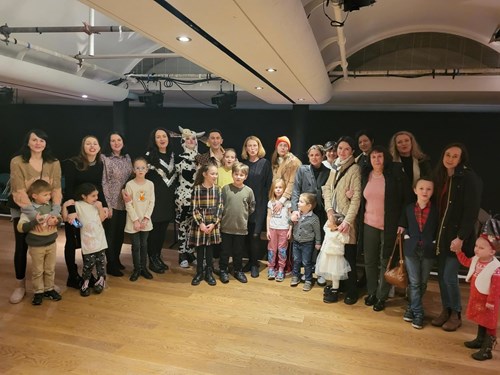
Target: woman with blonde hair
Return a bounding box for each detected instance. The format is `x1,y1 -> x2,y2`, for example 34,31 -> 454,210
388,130 -> 432,185
241,135 -> 272,278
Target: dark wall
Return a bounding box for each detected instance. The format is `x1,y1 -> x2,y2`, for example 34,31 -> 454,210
1,104 -> 498,212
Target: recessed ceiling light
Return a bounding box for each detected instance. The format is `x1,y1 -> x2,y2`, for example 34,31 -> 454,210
176,35 -> 192,42
298,98 -> 305,101
255,86 -> 264,90
81,94 -> 88,99
266,68 -> 277,72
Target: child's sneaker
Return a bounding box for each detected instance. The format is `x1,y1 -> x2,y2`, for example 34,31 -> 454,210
268,269 -> 276,280
303,281 -> 312,291
290,275 -> 300,287
275,271 -> 284,282
43,289 -> 62,301
80,279 -> 91,297
93,276 -> 106,294
412,316 -> 424,330
32,293 -> 44,305
403,308 -> 413,322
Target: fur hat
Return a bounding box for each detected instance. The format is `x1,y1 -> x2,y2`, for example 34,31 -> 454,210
275,136 -> 291,150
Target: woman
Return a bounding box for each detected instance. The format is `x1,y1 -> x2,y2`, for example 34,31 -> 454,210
291,145 -> 330,286
358,145 -> 413,312
431,143 -> 482,332
241,136 -> 272,278
355,129 -> 375,173
321,137 -> 361,304
388,130 -> 432,185
175,126 -> 203,268
322,141 -> 337,169
145,128 -> 176,274
101,132 -> 133,276
9,129 -> 62,304
63,135 -> 108,288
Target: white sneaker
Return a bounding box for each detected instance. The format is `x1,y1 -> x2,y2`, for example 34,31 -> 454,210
317,276 -> 326,286
180,260 -> 189,268
10,287 -> 26,304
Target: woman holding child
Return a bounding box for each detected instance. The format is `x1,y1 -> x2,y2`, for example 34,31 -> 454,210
9,129 -> 62,304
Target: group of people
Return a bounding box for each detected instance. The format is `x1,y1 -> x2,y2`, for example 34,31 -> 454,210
6,126 -> 499,361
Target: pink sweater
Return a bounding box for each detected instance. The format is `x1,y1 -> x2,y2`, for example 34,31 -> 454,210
363,173 -> 385,230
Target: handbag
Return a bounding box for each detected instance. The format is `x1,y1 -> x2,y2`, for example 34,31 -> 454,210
384,233 -> 408,289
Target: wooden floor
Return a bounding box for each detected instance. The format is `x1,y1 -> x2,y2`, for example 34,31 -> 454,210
0,216 -> 498,374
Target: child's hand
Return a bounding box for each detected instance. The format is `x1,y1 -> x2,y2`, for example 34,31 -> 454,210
47,215 -> 59,226
266,231 -> 271,240
287,229 -> 292,240
133,220 -> 141,231
205,223 -> 215,234
199,223 -> 207,233
485,302 -> 494,310
315,244 -> 321,250
140,217 -> 149,230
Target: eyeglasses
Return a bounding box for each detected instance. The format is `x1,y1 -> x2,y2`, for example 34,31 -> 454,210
134,166 -> 147,171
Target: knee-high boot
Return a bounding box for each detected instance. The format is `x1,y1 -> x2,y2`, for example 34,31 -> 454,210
191,247 -> 205,286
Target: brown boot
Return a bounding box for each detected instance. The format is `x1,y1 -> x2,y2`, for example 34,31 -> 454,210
472,335 -> 496,361
431,308 -> 450,327
442,311 -> 462,331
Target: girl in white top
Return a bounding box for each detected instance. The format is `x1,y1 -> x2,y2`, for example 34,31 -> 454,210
123,157 -> 155,282
266,178 -> 292,282
63,182 -> 108,297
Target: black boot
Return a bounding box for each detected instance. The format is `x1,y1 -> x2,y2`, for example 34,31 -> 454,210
472,335 -> 496,361
156,254 -> 169,270
191,268 -> 204,286
205,267 -> 217,286
323,288 -> 339,303
149,255 -> 165,274
106,262 -> 124,277
465,326 -> 487,349
66,264 -> 83,289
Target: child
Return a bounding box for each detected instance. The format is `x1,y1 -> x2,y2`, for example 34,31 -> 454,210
189,163 -> 223,286
63,183 -> 108,297
266,178 -> 292,282
123,157 -> 155,282
290,192 -> 322,291
316,221 -> 351,303
217,148 -> 237,188
17,180 -> 62,305
400,178 -> 438,329
219,163 -> 255,284
452,229 -> 500,361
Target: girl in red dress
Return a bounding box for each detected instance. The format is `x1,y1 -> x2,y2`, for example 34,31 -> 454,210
453,233 -> 500,361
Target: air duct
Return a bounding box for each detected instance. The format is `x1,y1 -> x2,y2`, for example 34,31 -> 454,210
0,55 -> 129,101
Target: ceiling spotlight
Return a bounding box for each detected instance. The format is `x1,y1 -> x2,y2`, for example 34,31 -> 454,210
490,25 -> 500,43
297,98 -> 305,101
176,35 -> 192,42
255,86 -> 264,90
266,68 -> 277,72
81,94 -> 88,99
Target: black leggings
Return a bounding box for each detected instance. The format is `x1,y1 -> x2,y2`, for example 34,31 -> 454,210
12,218 -> 28,280
147,221 -> 169,258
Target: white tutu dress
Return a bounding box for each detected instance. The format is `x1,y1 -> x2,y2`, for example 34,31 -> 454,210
315,223 -> 351,282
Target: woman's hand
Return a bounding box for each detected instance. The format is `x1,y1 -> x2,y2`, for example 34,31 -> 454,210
290,211 -> 300,222
450,237 -> 463,252
273,201 -> 283,214
345,188 -> 354,199
122,189 -> 132,203
338,221 -> 350,234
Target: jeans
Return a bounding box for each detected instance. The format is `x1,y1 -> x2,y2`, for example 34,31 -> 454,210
405,248 -> 434,318
437,254 -> 461,312
131,231 -> 149,271
363,224 -> 391,301
292,241 -> 314,282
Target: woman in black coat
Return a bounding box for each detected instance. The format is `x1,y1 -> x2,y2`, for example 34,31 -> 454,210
431,142 -> 482,332
144,128 -> 176,273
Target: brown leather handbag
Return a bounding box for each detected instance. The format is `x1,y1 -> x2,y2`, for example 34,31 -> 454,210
384,233 -> 408,289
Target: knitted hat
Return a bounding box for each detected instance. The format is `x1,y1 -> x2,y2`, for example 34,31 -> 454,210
276,136 -> 291,150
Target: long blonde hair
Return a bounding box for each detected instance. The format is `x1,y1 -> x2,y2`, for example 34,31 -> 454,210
388,130 -> 427,161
